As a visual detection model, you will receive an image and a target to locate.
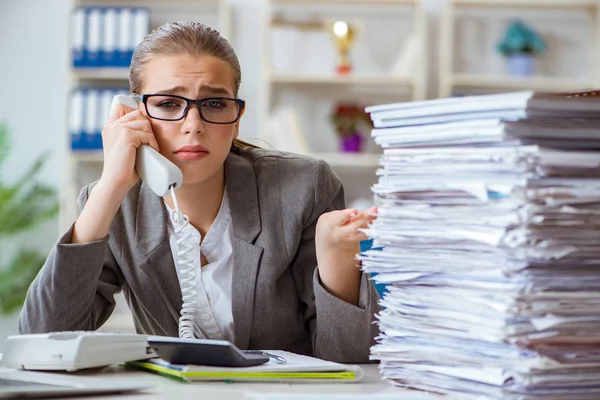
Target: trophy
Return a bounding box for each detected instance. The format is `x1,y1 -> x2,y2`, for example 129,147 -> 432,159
330,20 -> 355,75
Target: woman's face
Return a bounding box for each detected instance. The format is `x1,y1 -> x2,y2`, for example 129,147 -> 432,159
139,54 -> 242,186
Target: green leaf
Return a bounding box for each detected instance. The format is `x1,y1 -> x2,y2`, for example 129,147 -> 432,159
0,122 -> 58,314
0,122 -> 10,169
497,19 -> 546,56
0,248 -> 46,314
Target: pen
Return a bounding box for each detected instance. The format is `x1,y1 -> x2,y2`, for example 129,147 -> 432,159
243,350 -> 287,364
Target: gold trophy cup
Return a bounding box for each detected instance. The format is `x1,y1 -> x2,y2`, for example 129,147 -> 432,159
330,21 -> 355,75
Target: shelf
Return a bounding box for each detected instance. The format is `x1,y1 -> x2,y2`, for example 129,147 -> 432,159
272,0 -> 417,4
450,74 -> 593,92
73,68 -> 129,80
451,0 -> 596,9
77,0 -> 220,3
270,74 -> 415,86
310,152 -> 381,168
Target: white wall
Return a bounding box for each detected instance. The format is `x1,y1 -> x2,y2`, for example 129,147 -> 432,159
0,0 -> 71,342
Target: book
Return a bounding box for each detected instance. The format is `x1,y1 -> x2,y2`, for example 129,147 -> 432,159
128,351 -> 363,383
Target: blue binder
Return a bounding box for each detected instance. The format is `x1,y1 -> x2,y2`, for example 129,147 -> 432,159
85,8 -> 103,67
360,239 -> 388,298
72,6 -> 149,68
101,8 -> 119,67
70,89 -> 86,150
72,8 -> 86,68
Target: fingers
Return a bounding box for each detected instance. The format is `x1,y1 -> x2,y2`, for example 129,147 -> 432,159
111,109 -> 147,126
107,102 -> 139,123
103,109 -> 159,152
328,209 -> 359,227
340,222 -> 370,242
339,207 -> 377,240
120,119 -> 153,133
117,129 -> 160,152
343,208 -> 377,226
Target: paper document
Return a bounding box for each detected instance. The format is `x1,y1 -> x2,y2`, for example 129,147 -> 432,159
245,394 -> 441,400
361,90 -> 600,399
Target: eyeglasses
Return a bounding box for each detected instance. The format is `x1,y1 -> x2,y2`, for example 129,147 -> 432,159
135,94 -> 245,124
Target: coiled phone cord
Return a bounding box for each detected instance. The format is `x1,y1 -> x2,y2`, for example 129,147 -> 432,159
168,185 -> 197,339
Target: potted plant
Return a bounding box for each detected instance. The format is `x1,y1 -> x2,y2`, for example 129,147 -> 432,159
497,20 -> 546,77
0,122 -> 59,315
330,103 -> 373,153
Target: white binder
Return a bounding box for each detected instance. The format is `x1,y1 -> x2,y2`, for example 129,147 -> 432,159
133,8 -> 150,49
118,8 -> 133,67
102,8 -> 118,67
71,8 -> 86,67
86,8 -> 102,67
84,89 -> 99,148
69,90 -> 85,149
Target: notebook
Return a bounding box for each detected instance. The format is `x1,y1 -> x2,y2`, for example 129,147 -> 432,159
128,351 -> 363,383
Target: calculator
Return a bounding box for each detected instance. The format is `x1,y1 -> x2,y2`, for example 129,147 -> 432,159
147,336 -> 270,367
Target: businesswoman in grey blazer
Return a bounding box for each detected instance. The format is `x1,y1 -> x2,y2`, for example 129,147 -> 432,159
19,21 -> 380,363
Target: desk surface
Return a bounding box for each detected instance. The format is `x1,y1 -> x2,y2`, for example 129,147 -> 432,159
19,364 -> 440,400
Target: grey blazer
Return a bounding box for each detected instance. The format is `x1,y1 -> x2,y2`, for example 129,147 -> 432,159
19,148 -> 381,363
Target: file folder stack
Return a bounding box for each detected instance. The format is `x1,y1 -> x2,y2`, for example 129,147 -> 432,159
70,88 -> 130,151
360,91 -> 600,399
72,7 -> 150,68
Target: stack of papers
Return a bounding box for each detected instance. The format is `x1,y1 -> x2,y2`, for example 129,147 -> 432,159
128,351 -> 363,383
360,90 -> 600,399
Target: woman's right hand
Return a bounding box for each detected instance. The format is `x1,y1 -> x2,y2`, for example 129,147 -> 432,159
98,103 -> 160,195
71,103 -> 160,244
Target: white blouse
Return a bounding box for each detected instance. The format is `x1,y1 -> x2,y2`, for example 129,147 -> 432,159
165,191 -> 235,342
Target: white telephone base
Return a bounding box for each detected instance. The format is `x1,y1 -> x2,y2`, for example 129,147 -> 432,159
110,94 -> 184,197
1,332 -> 156,372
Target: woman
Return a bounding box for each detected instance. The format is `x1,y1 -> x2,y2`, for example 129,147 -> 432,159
19,21 -> 380,364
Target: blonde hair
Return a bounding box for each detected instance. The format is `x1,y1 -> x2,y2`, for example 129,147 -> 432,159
129,21 -> 258,150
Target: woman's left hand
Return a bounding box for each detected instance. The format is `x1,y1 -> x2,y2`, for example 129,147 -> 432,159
315,206 -> 377,305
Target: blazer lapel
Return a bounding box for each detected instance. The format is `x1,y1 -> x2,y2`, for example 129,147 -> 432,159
134,182 -> 182,330
225,152 -> 263,349
131,152 -> 264,344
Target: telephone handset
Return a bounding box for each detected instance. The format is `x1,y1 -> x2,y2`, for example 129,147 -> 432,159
109,95 -> 183,197
110,95 -> 198,340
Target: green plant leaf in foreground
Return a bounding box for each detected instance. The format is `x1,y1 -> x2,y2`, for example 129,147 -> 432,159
0,121 -> 59,314
0,249 -> 47,314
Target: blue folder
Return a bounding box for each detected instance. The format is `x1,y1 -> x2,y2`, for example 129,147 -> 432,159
360,239 -> 389,298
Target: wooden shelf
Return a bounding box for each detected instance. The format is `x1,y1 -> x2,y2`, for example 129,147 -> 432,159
73,68 -> 129,80
310,152 -> 381,168
451,73 -> 593,92
270,73 -> 415,86
451,0 -> 596,9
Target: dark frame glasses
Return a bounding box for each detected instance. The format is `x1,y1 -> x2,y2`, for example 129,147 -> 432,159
136,94 -> 245,124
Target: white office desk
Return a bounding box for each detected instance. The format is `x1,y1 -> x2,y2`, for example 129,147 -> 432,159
62,364 -> 441,400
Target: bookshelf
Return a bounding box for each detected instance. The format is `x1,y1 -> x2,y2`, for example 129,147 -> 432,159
61,0 -> 232,334
260,0 -> 426,205
438,0 -> 600,98
61,0 -> 232,234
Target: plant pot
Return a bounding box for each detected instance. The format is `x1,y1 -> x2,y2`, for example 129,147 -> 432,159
340,132 -> 363,153
507,53 -> 535,77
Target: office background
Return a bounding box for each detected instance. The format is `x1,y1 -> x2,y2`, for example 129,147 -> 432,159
0,0 -> 594,343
